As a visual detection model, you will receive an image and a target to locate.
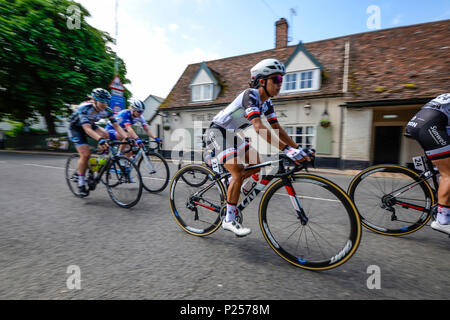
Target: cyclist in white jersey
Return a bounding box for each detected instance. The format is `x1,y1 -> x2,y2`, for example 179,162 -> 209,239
206,58 -> 311,237
406,93 -> 450,234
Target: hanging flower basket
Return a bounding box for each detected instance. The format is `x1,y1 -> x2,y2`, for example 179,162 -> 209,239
163,124 -> 171,131
320,120 -> 331,128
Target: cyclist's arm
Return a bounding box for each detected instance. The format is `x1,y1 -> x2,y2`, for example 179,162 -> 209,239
270,122 -> 298,149
81,123 -> 104,141
143,125 -> 157,139
250,117 -> 287,151
123,123 -> 139,139
113,122 -> 130,140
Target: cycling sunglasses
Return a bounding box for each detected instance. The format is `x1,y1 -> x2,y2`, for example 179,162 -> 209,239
269,75 -> 283,84
95,97 -> 111,104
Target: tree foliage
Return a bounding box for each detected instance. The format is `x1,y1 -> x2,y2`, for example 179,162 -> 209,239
0,0 -> 130,133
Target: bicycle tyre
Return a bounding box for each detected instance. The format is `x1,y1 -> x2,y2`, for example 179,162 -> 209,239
169,164 -> 226,236
65,154 -> 83,197
105,155 -> 143,208
138,151 -> 170,193
259,173 -> 362,271
179,162 -> 210,187
347,164 -> 435,236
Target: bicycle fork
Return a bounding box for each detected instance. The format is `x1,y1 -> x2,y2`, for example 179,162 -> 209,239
284,178 -> 308,225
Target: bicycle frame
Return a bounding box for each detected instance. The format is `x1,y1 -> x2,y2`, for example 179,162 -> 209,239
369,153 -> 438,216
88,142 -> 135,188
189,156 -> 310,224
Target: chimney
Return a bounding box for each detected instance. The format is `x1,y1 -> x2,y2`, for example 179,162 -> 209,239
275,18 -> 289,49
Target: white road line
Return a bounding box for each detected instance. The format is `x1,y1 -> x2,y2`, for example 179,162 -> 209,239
275,192 -> 340,202
24,163 -> 65,170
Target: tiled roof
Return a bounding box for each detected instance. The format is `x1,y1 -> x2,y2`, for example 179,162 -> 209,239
160,20 -> 450,109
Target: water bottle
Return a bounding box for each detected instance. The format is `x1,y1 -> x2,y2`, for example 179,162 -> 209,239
241,174 -> 259,196
97,155 -> 107,171
89,157 -> 99,172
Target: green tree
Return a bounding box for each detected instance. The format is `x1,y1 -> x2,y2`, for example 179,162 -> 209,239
0,0 -> 130,133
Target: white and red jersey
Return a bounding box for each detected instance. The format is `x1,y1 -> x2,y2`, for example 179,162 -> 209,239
212,88 -> 278,132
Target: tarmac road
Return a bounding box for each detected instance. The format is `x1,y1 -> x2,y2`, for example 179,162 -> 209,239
0,152 -> 448,300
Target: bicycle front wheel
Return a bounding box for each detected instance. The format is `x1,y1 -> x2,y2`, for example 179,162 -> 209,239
259,174 -> 361,271
138,151 -> 170,193
104,156 -> 143,208
347,164 -> 435,236
169,164 -> 226,236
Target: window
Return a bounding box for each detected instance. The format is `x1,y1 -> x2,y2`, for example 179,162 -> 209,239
284,125 -> 315,149
284,73 -> 297,91
192,84 -> 213,102
282,70 -> 316,92
300,71 -> 313,89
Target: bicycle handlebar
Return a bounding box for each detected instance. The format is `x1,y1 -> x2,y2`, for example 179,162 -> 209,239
276,150 -> 316,177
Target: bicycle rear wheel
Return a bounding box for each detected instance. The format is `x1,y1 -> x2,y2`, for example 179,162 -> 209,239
347,164 -> 435,236
104,156 -> 143,208
65,154 -> 83,197
259,174 -> 361,271
169,164 -> 226,236
138,151 -> 170,193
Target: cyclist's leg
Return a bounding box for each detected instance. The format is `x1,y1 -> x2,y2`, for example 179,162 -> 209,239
242,145 -> 262,179
218,130 -> 251,236
433,157 -> 450,226
408,108 -> 450,232
69,127 -> 90,194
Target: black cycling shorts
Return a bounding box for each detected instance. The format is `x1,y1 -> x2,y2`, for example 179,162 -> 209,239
406,108 -> 450,160
68,124 -> 98,147
205,124 -> 250,164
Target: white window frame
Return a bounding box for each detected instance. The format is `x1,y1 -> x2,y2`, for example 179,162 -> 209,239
191,83 -> 213,102
284,125 -> 315,149
281,70 -> 317,93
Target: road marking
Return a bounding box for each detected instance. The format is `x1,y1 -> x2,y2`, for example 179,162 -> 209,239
24,163 -> 65,170
275,192 -> 340,202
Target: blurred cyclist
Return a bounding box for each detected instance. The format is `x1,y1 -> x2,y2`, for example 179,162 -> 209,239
406,93 -> 450,235
105,98 -> 162,155
205,58 -> 311,237
68,88 -> 127,197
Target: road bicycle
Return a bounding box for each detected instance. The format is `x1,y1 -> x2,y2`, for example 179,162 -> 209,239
347,136 -> 440,236
120,139 -> 170,193
168,153 -> 362,271
65,140 -> 143,208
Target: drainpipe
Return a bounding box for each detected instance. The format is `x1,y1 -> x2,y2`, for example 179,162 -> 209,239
340,39 -> 350,169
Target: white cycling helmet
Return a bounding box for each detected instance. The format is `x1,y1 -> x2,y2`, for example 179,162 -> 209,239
129,98 -> 146,112
250,58 -> 285,88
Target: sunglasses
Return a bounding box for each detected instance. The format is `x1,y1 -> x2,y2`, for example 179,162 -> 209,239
95,98 -> 110,104
269,75 -> 283,84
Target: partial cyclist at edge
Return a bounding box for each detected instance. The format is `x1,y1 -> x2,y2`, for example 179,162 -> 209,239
205,58 -> 313,237
406,93 -> 450,235
105,98 -> 162,154
68,88 -> 128,197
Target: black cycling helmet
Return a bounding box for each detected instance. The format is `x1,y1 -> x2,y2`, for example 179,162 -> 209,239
91,88 -> 111,102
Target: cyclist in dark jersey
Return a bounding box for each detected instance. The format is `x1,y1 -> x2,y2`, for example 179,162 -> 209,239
68,88 -> 127,197
205,58 -> 311,237
406,93 -> 450,234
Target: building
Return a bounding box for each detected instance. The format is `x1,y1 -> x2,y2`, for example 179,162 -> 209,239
156,18 -> 450,169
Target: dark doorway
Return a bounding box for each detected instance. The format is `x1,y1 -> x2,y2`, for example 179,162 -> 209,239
373,126 -> 402,164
